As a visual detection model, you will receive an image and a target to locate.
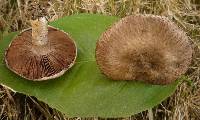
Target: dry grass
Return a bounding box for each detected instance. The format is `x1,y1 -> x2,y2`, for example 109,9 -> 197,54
0,0 -> 200,120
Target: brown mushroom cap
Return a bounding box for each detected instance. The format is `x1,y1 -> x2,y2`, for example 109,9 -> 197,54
96,14 -> 193,85
5,26 -> 77,81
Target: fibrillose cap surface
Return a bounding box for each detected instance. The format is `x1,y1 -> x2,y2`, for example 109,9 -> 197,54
5,26 -> 77,81
96,14 -> 193,85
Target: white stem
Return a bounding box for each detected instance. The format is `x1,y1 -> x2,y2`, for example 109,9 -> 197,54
31,17 -> 48,46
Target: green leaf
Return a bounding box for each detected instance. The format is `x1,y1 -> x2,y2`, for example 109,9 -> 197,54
0,14 -> 179,117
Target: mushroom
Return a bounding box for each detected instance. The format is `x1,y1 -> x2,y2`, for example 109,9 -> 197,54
96,14 -> 193,85
5,17 -> 77,81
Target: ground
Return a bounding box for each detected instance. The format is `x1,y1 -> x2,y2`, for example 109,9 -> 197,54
0,0 -> 199,120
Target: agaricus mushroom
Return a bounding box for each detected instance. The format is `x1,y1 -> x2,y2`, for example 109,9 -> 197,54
96,14 -> 193,85
5,17 -> 77,81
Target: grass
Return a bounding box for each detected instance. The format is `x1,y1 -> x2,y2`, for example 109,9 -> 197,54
0,0 -> 200,119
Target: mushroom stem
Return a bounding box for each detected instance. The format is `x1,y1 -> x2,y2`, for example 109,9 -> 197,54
31,17 -> 48,46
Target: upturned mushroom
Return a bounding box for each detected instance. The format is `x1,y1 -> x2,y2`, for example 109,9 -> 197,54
4,17 -> 77,81
96,14 -> 193,85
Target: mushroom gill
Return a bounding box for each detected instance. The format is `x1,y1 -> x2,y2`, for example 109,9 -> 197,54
5,26 -> 77,81
96,14 -> 193,85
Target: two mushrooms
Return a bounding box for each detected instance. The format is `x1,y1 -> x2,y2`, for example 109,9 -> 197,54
4,15 -> 193,85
